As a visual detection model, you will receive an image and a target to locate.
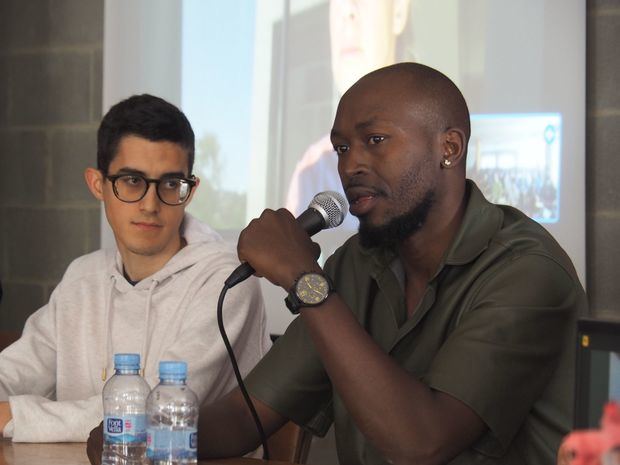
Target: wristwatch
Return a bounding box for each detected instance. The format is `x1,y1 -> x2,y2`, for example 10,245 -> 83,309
285,271 -> 334,314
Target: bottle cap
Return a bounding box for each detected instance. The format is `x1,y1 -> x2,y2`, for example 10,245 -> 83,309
114,353 -> 140,370
159,361 -> 187,380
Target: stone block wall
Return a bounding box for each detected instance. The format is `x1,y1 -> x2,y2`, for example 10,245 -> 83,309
0,0 -> 103,330
586,0 -> 620,318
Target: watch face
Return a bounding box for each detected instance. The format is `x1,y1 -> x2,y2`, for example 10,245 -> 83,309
295,273 -> 330,305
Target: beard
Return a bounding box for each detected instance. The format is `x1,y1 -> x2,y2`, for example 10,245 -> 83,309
358,189 -> 435,249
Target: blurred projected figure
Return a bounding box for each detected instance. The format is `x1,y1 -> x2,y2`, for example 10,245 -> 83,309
285,0 -> 411,229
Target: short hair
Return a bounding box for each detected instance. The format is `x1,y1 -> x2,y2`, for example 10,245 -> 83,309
97,94 -> 195,175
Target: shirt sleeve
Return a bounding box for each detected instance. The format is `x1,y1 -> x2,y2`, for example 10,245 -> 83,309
7,394 -> 102,442
0,302 -> 57,401
244,255 -> 341,437
424,253 -> 581,455
0,286 -> 103,442
244,315 -> 333,436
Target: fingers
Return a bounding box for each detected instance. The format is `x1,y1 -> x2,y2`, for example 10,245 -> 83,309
274,207 -> 295,218
236,208 -> 321,288
237,208 -> 301,263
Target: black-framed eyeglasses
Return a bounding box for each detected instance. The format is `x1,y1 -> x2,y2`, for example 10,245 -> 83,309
105,173 -> 197,206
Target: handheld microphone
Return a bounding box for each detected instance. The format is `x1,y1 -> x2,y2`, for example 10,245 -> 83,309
225,191 -> 348,288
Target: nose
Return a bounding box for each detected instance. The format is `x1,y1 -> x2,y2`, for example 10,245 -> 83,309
338,146 -> 369,182
139,182 -> 161,213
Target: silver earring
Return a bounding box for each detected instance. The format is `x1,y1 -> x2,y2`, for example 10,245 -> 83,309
442,158 -> 452,168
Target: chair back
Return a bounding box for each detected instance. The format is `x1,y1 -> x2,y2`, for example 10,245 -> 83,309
267,421 -> 313,464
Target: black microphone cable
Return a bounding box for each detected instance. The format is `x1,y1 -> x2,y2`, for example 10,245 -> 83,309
215,191 -> 347,459
216,282 -> 271,460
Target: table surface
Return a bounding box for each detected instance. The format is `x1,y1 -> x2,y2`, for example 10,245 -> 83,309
0,440 -> 293,465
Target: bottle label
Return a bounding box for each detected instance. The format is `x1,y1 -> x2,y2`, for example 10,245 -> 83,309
104,414 -> 146,444
146,426 -> 198,460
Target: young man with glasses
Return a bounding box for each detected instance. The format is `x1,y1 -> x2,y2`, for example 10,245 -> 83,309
0,94 -> 270,442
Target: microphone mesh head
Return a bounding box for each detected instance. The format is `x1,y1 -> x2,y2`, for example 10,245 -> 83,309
309,191 -> 348,228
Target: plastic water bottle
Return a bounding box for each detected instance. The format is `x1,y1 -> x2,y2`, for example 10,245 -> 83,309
102,353 -> 151,465
146,361 -> 199,465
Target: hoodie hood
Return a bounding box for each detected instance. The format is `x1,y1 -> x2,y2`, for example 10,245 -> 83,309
101,213 -> 229,380
108,213 -> 223,293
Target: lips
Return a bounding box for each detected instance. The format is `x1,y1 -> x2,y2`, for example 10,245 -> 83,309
132,221 -> 163,231
345,186 -> 382,217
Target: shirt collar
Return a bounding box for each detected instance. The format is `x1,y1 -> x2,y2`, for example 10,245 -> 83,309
358,180 -> 503,279
443,180 -> 503,266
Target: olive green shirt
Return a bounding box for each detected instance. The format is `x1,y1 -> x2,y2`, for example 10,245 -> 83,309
245,181 -> 587,465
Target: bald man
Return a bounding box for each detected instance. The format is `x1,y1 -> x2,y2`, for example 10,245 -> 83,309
89,63 -> 587,465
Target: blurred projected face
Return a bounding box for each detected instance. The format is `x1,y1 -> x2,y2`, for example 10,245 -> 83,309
330,0 -> 410,95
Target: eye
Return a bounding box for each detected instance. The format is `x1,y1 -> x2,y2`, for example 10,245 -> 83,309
121,175 -> 142,186
162,178 -> 181,190
334,144 -> 349,155
368,135 -> 385,145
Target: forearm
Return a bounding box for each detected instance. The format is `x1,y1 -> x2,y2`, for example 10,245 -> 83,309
8,394 -> 102,442
299,294 -> 483,464
197,389 -> 286,459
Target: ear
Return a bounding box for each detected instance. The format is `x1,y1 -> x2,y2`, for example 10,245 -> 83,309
440,128 -> 467,168
392,0 -> 411,36
84,168 -> 105,201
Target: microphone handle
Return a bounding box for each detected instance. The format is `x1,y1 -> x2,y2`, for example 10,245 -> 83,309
224,208 -> 326,288
295,208 -> 326,236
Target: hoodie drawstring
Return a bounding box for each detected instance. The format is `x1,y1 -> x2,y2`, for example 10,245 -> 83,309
140,280 -> 158,378
101,277 -> 159,381
102,276 -> 116,381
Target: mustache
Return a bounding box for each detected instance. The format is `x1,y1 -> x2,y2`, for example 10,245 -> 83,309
343,180 -> 387,197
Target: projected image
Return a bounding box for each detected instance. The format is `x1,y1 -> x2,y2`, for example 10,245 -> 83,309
284,0 -> 413,230
467,114 -> 562,223
182,0 -> 256,229
180,0 -> 574,235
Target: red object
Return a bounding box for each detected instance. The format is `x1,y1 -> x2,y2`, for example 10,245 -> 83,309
560,402 -> 620,465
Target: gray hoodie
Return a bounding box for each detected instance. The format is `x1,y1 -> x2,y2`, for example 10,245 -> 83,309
0,214 -> 271,442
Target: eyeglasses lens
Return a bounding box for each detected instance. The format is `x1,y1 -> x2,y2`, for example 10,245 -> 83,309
114,175 -> 147,202
158,179 -> 190,205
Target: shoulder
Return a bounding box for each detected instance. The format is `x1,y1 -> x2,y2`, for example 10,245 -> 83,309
60,249 -> 113,286
461,207 -> 587,315
181,213 -> 222,244
189,239 -> 241,276
179,237 -> 263,300
490,205 -> 579,280
464,182 -> 579,284
180,215 -> 241,274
